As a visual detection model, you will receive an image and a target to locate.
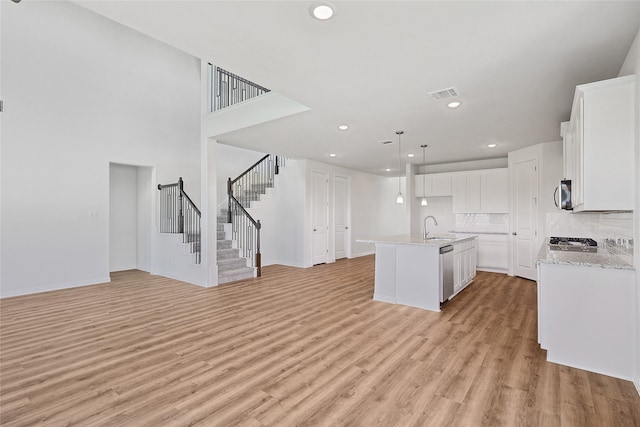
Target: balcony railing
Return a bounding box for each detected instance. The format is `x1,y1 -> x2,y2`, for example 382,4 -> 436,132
210,64 -> 270,112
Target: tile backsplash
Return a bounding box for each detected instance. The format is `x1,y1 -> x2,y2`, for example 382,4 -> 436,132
545,211 -> 634,265
454,213 -> 509,233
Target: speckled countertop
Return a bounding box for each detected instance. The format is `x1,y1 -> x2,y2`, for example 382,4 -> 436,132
536,243 -> 634,270
449,230 -> 508,235
357,233 -> 477,248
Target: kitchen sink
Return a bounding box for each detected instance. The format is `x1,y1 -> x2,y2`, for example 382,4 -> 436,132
425,236 -> 455,241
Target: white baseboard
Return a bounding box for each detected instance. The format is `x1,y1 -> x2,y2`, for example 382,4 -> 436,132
477,267 -> 508,274
0,276 -> 111,299
349,250 -> 375,258
373,293 -> 396,304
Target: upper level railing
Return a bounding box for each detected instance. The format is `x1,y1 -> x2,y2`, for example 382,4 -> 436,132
158,177 -> 201,264
209,64 -> 270,112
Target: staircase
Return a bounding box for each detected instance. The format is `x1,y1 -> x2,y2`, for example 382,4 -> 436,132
157,177 -> 201,264
217,209 -> 254,284
217,154 -> 286,284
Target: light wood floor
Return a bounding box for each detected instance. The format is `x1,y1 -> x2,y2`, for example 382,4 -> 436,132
1,256 -> 639,427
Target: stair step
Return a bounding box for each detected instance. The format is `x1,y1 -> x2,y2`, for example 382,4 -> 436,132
218,257 -> 248,271
217,217 -> 228,224
217,247 -> 239,260
218,267 -> 255,284
218,240 -> 232,249
217,223 -> 224,232
217,231 -> 226,240
240,192 -> 261,200
250,182 -> 273,191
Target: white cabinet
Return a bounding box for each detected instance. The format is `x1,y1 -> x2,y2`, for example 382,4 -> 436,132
452,173 -> 481,213
481,169 -> 508,213
452,239 -> 476,294
565,75 -> 635,211
537,262 -> 635,380
476,234 -> 508,271
452,169 -> 508,213
431,174 -> 452,196
414,173 -> 452,198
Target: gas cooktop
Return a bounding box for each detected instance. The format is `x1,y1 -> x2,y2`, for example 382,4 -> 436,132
549,237 -> 598,253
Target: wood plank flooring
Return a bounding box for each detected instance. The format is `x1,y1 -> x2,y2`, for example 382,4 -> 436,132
1,256 -> 639,426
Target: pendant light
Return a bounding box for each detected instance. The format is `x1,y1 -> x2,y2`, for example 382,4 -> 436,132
420,144 -> 428,206
395,131 -> 404,204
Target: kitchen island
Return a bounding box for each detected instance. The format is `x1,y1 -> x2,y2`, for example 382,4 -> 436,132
357,234 -> 477,312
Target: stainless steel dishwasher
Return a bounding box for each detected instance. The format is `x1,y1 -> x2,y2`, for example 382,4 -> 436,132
440,245 -> 454,303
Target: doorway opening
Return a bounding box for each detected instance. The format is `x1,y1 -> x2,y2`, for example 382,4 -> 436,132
109,163 -> 155,273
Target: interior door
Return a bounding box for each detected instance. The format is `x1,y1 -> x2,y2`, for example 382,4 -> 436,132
334,175 -> 349,260
510,157 -> 538,280
312,171 -> 329,265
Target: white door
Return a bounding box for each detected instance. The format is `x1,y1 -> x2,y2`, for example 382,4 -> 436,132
334,175 -> 349,260
312,171 -> 329,265
510,157 -> 538,280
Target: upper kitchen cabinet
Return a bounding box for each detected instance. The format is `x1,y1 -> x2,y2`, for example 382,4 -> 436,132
452,169 -> 508,213
452,173 -> 481,213
414,173 -> 452,198
481,169 -> 509,213
565,75 -> 635,211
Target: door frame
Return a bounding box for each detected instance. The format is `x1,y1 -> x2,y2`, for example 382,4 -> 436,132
333,174 -> 351,260
311,170 -> 329,265
508,147 -> 539,280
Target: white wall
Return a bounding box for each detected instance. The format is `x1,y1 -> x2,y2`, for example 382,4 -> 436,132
136,166 -> 154,272
304,160 -> 408,266
419,157 -> 508,174
416,198 -> 456,236
245,160 -> 306,267
619,28 -> 639,77
216,144 -> 267,209
229,155 -> 408,268
0,1 -> 202,297
109,164 -> 138,271
539,141 -> 564,239
617,26 -> 639,393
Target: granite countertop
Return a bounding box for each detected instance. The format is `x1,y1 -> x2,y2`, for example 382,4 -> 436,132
357,233 -> 477,248
536,243 -> 634,270
449,230 -> 509,235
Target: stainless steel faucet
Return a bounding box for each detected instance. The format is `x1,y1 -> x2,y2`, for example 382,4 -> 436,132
423,215 -> 438,239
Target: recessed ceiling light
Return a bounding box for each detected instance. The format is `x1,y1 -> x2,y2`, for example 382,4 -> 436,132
338,124 -> 349,131
447,101 -> 462,109
329,153 -> 337,158
487,143 -> 497,148
407,153 -> 415,158
385,168 -> 391,172
310,2 -> 336,20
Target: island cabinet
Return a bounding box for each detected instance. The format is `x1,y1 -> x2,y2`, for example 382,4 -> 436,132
358,235 -> 478,312
452,239 -> 476,294
564,75 -> 635,211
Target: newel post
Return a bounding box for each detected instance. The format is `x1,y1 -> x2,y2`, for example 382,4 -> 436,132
178,177 -> 184,234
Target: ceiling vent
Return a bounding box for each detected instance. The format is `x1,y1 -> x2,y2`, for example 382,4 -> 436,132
428,87 -> 458,101
380,140 -> 393,145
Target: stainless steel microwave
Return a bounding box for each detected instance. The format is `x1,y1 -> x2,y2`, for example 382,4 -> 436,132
555,179 -> 573,210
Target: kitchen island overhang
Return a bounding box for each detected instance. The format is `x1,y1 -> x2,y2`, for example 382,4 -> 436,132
357,234 -> 478,312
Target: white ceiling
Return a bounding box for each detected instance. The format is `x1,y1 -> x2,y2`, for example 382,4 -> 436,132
76,1 -> 640,176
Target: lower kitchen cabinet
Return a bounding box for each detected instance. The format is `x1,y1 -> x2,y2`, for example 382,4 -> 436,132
537,262 -> 635,380
476,234 -> 508,272
453,239 -> 476,294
